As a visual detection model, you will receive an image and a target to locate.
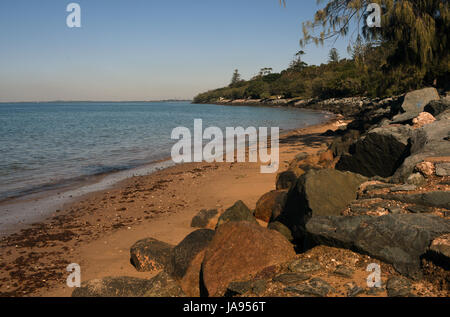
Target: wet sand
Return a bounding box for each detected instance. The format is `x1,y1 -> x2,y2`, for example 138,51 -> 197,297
0,118 -> 342,297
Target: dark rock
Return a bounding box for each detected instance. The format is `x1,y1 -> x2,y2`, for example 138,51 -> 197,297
191,209 -> 218,228
424,99 -> 450,116
272,273 -> 310,285
254,190 -> 287,222
386,276 -> 412,297
390,185 -> 417,192
279,169 -> 367,242
276,170 -> 298,190
171,229 -> 215,280
225,279 -> 267,297
364,183 -> 395,192
406,205 -> 432,214
346,282 -> 364,297
130,238 -> 173,272
202,221 -> 296,297
216,200 -> 257,228
267,221 -> 293,242
333,265 -> 354,278
288,258 -> 321,273
387,206 -> 403,214
72,272 -> 185,297
336,125 -> 412,178
306,214 -> 450,278
284,278 -> 334,297
376,191 -> 450,209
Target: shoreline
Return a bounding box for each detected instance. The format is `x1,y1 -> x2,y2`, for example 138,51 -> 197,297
0,116 -> 341,297
0,105 -> 334,237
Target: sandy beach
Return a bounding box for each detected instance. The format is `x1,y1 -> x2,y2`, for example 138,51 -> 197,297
0,117 -> 341,297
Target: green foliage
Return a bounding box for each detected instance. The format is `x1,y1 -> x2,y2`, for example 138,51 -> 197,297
192,1 -> 448,104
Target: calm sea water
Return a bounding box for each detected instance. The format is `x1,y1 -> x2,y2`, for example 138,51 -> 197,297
0,101 -> 329,201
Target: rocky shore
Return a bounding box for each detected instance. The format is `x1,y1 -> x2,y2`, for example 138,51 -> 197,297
70,87 -> 450,297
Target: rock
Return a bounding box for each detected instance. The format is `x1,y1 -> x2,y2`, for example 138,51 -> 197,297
225,279 -> 267,297
284,278 -> 334,297
436,163 -> 450,177
178,251 -> 205,297
72,273 -> 185,297
254,190 -> 287,222
388,206 -> 403,214
386,276 -> 412,297
336,125 -> 412,178
305,214 -> 450,278
345,282 -> 364,297
390,185 -> 417,192
276,170 -> 298,190
288,258 -> 321,273
279,169 -> 367,242
406,205 -> 431,214
394,88 -> 440,122
392,118 -> 450,182
191,209 -> 218,228
143,271 -> 186,297
130,238 -> 173,272
171,229 -> 215,280
272,273 -> 310,285
406,173 -> 426,186
415,161 -> 435,177
215,200 -> 257,228
427,233 -> 450,268
333,265 -> 354,278
412,112 -> 436,128
201,221 -> 296,297
267,221 -> 293,242
424,99 -> 450,116
376,191 -> 450,209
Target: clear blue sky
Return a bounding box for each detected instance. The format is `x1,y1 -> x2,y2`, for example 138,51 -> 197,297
0,0 -> 352,102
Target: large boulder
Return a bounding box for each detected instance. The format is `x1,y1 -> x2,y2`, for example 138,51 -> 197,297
392,88 -> 440,122
191,209 -> 218,229
305,214 -> 450,278
201,221 -> 296,297
254,190 -> 287,222
424,99 -> 450,117
336,125 -> 412,177
130,238 -> 173,272
215,200 -> 257,228
171,229 -> 215,279
71,272 -> 185,297
276,170 -> 298,190
392,117 -> 450,182
170,229 -> 215,297
279,169 -> 367,242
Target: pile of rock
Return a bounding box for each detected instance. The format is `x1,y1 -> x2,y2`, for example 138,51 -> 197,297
73,87 -> 449,297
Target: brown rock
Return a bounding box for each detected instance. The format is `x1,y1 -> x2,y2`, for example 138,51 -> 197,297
179,250 -> 205,297
130,238 -> 173,272
201,221 -> 296,297
254,190 -> 287,222
412,112 -> 436,129
415,161 -> 435,177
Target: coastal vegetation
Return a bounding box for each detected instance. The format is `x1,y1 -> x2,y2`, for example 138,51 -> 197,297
194,0 -> 449,103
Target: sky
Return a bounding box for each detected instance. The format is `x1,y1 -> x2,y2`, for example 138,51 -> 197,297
0,0 -> 354,102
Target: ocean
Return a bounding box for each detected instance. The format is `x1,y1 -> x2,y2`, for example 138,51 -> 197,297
0,101 -> 329,232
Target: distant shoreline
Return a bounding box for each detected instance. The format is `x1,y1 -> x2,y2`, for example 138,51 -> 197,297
0,100 -> 193,104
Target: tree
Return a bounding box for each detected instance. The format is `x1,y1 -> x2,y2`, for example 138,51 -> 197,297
299,0 -> 449,72
289,50 -> 307,70
230,69 -> 242,86
328,48 -> 340,63
259,67 -> 273,76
